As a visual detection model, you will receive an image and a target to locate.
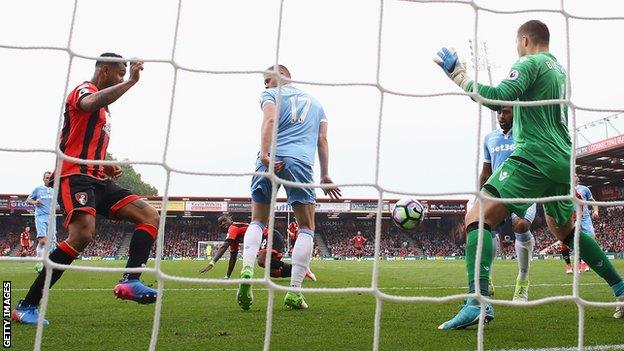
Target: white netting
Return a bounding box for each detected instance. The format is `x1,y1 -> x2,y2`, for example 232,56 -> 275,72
2,1 -> 624,350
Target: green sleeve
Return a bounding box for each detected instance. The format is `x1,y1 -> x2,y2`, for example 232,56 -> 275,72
466,56 -> 539,111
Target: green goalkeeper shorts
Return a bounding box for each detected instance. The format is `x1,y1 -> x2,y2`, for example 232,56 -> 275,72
483,155 -> 574,227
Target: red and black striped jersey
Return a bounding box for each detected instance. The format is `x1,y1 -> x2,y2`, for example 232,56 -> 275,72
226,222 -> 270,253
58,82 -> 111,180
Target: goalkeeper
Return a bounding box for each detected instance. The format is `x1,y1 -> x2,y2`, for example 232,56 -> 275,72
434,20 -> 624,330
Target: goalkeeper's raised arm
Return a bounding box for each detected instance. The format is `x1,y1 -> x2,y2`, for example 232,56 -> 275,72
434,20 -> 552,109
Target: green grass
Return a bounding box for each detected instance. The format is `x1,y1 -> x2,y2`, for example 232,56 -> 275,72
3,259 -> 624,350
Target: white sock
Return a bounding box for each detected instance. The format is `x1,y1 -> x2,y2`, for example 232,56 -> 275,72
36,243 -> 44,257
242,221 -> 264,270
290,229 -> 314,288
490,233 -> 499,277
514,231 -> 535,281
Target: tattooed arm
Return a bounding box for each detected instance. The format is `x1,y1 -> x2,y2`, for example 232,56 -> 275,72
80,61 -> 144,112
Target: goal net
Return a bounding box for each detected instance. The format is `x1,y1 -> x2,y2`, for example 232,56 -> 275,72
2,1 -> 624,351
197,241 -> 225,260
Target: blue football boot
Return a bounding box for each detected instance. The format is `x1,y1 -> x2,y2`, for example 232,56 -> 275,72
438,299 -> 494,330
113,279 -> 157,304
12,300 -> 49,325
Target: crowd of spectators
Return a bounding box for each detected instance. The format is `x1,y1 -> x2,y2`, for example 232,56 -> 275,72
156,218 -> 221,257
2,207 -> 624,258
319,219 -> 448,258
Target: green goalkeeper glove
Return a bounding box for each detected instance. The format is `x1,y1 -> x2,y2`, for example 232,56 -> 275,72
433,47 -> 473,91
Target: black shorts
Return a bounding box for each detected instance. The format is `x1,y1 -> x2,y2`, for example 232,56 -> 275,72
59,175 -> 139,228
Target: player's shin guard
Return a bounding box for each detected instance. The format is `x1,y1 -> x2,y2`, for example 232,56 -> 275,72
514,231 -> 534,281
242,221 -> 264,270
125,224 -> 157,280
22,241 -> 79,306
564,230 -> 624,296
466,222 -> 494,296
290,229 -> 314,288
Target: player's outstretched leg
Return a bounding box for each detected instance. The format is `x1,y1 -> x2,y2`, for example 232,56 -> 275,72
237,221 -> 264,310
562,230 -> 624,318
114,223 -> 158,304
512,217 -> 534,302
284,229 -> 314,310
439,222 -> 495,330
13,240 -> 81,325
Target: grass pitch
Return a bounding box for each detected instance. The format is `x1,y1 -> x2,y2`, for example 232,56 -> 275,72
3,259 -> 624,350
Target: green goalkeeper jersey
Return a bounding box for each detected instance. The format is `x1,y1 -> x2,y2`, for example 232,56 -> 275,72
467,52 -> 571,183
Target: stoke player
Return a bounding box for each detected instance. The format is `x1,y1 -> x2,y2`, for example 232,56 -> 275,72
559,175 -> 601,273
287,218 -> 299,252
351,231 -> 367,259
13,53 -> 160,326
18,227 -> 33,257
480,106 -> 536,302
237,64 -> 340,311
26,171 -> 58,273
199,215 -> 316,281
435,20 -> 624,329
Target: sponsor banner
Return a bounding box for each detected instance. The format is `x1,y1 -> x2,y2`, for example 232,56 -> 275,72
576,134 -> 624,157
388,200 -> 467,215
0,198 -> 8,209
421,200 -> 466,215
9,199 -> 34,211
146,200 -> 186,212
185,201 -> 227,212
350,202 -> 390,213
315,202 -> 350,213
229,202 -> 294,213
227,202 -> 252,212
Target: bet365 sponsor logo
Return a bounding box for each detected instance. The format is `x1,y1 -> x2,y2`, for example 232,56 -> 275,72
2,281 -> 10,348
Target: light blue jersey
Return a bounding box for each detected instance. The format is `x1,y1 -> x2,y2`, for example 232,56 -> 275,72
483,129 -> 515,172
576,184 -> 595,234
28,185 -> 57,241
259,85 -> 327,166
28,186 -> 54,217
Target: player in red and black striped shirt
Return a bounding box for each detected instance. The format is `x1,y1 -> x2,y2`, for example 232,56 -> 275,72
199,215 -> 316,281
13,53 -> 161,326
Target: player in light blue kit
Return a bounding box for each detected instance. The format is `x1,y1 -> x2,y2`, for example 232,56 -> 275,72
237,65 -> 341,311
26,171 -> 58,273
479,106 -> 536,302
575,175 -> 599,236
575,174 -> 600,272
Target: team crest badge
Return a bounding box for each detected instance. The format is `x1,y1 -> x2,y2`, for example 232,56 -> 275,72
75,192 -> 88,205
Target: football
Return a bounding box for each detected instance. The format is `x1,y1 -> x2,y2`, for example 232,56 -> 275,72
391,198 -> 425,230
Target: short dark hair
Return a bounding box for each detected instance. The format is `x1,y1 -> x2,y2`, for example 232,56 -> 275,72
95,52 -> 125,67
217,214 -> 232,223
517,20 -> 549,46
265,64 -> 291,78
43,171 -> 52,177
